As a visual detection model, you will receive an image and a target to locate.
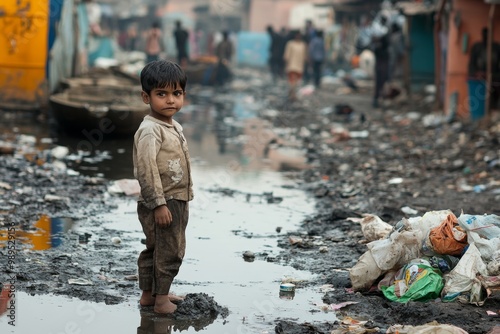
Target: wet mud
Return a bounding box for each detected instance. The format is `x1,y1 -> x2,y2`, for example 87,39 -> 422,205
139,293 -> 229,332
1,68 -> 500,333
260,80 -> 500,333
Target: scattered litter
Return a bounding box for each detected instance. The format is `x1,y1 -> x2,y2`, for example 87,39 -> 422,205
350,209 -> 500,305
111,237 -> 122,244
242,250 -> 255,261
18,134 -> 37,145
349,130 -> 369,138
388,178 -> 404,184
68,278 -> 93,286
297,85 -> 315,97
281,277 -> 306,285
422,114 -> 448,128
44,194 -> 70,205
314,301 -> 358,312
279,283 -> 295,292
359,215 -> 392,242
0,182 -> 12,190
108,179 -> 140,196
401,206 -> 418,215
387,321 -> 468,334
331,316 -> 377,334
289,236 -> 303,245
319,246 -> 329,253
51,146 -> 69,160
319,284 -> 335,293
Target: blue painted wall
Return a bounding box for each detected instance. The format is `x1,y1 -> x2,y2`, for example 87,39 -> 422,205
409,14 -> 435,84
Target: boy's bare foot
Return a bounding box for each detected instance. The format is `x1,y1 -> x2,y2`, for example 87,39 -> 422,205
139,290 -> 155,306
168,293 -> 185,302
154,294 -> 177,314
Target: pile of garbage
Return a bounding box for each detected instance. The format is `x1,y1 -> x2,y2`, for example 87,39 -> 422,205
350,210 -> 500,305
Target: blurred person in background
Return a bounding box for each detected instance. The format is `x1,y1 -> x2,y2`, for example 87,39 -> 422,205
370,15 -> 390,108
145,21 -> 163,63
267,25 -> 285,83
468,27 -> 500,110
127,23 -> 138,51
174,20 -> 189,67
284,30 -> 307,101
215,31 -> 234,86
388,21 -> 405,82
277,27 -> 289,78
302,19 -> 316,84
308,30 -> 325,88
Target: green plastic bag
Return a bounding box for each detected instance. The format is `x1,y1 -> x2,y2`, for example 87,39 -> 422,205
381,263 -> 444,303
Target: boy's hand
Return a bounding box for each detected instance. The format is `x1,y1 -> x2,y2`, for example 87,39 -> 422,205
154,205 -> 173,226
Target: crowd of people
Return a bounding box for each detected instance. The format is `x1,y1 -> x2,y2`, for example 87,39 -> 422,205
266,20 -> 326,100
115,11 -> 411,106
118,20 -> 235,87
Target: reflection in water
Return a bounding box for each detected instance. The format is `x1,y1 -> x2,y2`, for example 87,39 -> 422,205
0,215 -> 74,250
279,290 -> 296,300
137,309 -> 217,333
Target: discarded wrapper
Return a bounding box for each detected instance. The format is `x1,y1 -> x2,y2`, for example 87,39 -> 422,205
280,283 -> 295,292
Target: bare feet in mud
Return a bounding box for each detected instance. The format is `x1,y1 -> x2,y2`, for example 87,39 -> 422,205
139,290 -> 156,307
154,294 -> 177,314
140,290 -> 185,307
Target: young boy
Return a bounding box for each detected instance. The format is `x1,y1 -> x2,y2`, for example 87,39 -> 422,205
133,60 -> 193,314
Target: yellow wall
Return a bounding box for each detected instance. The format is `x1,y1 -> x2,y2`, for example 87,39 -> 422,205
0,0 -> 49,108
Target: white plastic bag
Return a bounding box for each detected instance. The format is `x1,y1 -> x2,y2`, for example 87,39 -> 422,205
458,213 -> 500,239
442,243 -> 488,305
359,214 -> 393,242
486,250 -> 500,275
467,231 -> 500,261
387,322 -> 468,334
410,210 -> 454,236
367,227 -> 422,271
349,250 -> 383,291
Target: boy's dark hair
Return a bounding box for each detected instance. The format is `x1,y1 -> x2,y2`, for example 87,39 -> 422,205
140,60 -> 187,94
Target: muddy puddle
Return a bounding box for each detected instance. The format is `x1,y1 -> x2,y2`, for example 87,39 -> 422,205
0,97 -> 334,333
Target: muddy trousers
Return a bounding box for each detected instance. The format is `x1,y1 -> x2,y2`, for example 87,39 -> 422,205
137,200 -> 189,296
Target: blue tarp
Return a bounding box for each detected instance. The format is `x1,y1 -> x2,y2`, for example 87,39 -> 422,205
88,37 -> 114,66
236,32 -> 270,67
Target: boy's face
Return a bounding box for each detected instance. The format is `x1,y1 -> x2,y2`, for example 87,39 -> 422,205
142,83 -> 185,124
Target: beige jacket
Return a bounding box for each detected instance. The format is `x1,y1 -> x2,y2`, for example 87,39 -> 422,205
133,116 -> 193,210
284,40 -> 307,74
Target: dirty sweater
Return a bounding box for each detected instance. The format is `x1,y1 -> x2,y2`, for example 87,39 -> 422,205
133,115 -> 193,210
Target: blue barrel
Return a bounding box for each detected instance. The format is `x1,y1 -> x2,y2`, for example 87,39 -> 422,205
467,79 -> 486,120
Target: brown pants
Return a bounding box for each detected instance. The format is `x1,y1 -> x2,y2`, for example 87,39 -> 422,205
137,200 -> 189,296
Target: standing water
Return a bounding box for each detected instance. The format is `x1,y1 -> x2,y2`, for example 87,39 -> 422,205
0,90 -> 336,333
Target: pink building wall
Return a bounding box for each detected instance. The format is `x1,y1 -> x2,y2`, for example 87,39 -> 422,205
249,0 -> 307,32
445,0 -> 500,118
